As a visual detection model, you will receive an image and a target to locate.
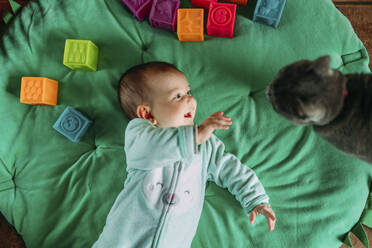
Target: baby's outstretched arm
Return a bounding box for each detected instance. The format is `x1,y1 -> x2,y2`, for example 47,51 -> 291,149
250,204 -> 276,231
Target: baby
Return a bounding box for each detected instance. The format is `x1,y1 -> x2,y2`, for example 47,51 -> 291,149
93,62 -> 276,248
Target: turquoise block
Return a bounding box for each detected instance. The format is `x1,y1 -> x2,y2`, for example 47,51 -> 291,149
53,106 -> 92,142
253,0 -> 286,28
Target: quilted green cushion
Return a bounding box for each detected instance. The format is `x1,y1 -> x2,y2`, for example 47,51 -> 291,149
0,0 -> 371,247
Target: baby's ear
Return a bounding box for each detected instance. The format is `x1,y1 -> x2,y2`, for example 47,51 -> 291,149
311,56 -> 332,77
136,105 -> 151,119
136,105 -> 157,125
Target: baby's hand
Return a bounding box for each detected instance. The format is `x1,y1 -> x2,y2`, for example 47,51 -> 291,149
197,112 -> 232,145
250,204 -> 276,231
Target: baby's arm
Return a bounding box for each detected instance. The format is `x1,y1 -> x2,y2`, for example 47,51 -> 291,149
205,135 -> 275,230
124,118 -> 198,170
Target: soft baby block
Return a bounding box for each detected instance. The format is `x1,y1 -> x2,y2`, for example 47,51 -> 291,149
149,0 -> 180,32
53,106 -> 92,143
207,2 -> 237,38
225,0 -> 247,5
190,0 -> 217,9
177,9 -> 204,42
122,0 -> 153,21
20,77 -> 58,106
253,0 -> 286,28
63,39 -> 99,71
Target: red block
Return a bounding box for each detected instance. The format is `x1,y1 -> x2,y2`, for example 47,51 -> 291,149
0,0 -> 28,12
191,0 -> 217,9
207,2 -> 237,38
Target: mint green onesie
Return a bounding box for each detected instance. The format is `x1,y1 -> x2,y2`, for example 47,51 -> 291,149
93,118 -> 270,248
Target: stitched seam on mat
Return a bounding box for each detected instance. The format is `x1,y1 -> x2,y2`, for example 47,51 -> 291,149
0,156 -> 11,177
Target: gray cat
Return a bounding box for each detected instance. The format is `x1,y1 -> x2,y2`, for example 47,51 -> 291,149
266,55 -> 372,164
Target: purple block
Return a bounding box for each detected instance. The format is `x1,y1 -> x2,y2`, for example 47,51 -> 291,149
122,0 -> 153,21
149,0 -> 180,32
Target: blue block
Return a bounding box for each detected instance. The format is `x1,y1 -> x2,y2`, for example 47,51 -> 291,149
53,106 -> 92,142
253,0 -> 286,28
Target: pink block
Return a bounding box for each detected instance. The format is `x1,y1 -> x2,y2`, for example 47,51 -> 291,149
122,0 -> 153,21
149,0 -> 180,31
207,2 -> 237,38
191,0 -> 217,9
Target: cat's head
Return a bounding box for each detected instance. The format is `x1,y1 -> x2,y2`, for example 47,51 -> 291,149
266,56 -> 346,126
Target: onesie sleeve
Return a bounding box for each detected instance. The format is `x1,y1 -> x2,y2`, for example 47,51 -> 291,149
205,134 -> 270,213
124,118 -> 199,171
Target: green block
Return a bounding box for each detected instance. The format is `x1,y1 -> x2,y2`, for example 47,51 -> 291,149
63,39 -> 99,71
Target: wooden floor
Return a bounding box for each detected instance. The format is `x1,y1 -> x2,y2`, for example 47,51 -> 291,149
333,0 -> 372,70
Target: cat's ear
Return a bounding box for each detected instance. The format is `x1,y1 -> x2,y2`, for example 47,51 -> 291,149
311,56 -> 332,77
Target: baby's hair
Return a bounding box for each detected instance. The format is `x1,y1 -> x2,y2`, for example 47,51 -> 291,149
118,61 -> 182,119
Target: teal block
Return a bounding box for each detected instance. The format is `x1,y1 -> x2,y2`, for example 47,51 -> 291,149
63,39 -> 99,71
253,0 -> 286,28
53,106 -> 92,142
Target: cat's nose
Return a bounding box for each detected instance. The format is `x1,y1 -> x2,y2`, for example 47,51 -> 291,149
265,85 -> 273,98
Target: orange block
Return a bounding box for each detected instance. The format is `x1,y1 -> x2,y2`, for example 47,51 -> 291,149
20,77 -> 58,106
177,9 -> 204,42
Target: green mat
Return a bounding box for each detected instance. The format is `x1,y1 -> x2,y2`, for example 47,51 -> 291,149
0,0 -> 371,247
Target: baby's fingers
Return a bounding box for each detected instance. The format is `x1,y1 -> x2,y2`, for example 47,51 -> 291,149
212,118 -> 232,129
210,112 -> 232,121
210,111 -> 224,117
221,118 -> 232,129
213,115 -> 232,126
250,211 -> 257,225
266,215 -> 276,231
262,210 -> 276,231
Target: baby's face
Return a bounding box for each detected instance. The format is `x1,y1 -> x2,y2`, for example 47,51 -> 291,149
147,71 -> 197,128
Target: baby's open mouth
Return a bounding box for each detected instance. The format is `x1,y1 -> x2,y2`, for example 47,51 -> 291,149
184,112 -> 192,118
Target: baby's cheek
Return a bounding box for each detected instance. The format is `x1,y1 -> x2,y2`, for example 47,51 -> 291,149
155,108 -> 179,127
170,106 -> 184,119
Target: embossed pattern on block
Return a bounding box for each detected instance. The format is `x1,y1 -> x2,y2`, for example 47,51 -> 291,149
63,39 -> 99,71
253,0 -> 286,28
53,106 -> 92,143
149,0 -> 180,31
20,77 -> 58,106
177,8 -> 204,42
122,0 -> 153,21
207,2 -> 237,38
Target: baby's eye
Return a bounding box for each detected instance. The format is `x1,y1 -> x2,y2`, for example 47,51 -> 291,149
174,93 -> 182,100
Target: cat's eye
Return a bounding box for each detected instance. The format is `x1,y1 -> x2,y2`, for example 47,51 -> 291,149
298,114 -> 307,120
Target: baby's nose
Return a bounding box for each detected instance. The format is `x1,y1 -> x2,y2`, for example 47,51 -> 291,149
188,95 -> 196,103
